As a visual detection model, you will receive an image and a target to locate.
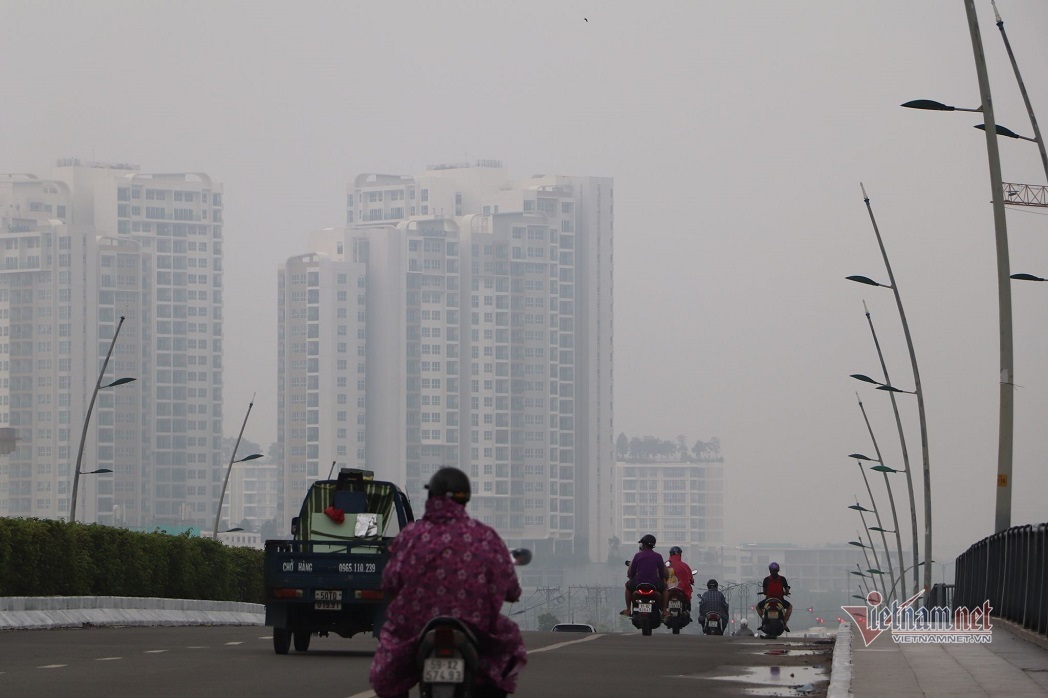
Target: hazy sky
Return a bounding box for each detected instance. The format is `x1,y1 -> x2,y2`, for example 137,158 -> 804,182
4,1 -> 1048,561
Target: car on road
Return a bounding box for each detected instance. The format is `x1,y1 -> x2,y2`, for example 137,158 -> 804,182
551,623 -> 596,633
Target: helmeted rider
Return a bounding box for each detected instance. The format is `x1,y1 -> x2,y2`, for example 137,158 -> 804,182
666,546 -> 695,611
757,561 -> 793,633
369,467 -> 526,698
621,533 -> 670,618
735,617 -> 755,637
698,579 -> 730,628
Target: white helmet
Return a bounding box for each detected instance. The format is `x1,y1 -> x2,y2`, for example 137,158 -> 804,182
740,618 -> 749,628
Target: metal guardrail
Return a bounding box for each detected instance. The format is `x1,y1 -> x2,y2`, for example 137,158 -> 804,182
955,523 -> 1048,636
926,582 -> 954,610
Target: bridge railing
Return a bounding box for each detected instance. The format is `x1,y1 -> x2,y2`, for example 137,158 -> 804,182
955,522 -> 1048,637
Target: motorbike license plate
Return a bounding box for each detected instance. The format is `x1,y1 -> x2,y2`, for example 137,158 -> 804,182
635,603 -> 652,613
767,611 -> 779,619
423,658 -> 465,683
669,601 -> 682,610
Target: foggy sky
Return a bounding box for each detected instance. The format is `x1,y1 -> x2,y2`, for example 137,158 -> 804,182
4,1 -> 1048,561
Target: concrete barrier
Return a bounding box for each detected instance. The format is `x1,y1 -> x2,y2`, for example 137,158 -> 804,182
827,621 -> 853,698
0,596 -> 264,631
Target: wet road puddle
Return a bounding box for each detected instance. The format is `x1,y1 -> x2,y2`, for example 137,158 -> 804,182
759,648 -> 823,657
678,664 -> 828,697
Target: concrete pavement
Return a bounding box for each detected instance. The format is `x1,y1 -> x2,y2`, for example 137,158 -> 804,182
841,619 -> 1048,696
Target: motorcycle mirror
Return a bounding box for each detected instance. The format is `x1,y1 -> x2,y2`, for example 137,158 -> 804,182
624,560 -> 630,566
510,548 -> 532,566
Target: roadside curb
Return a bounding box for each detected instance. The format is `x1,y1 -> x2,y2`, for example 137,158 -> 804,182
0,596 -> 264,631
826,622 -> 853,698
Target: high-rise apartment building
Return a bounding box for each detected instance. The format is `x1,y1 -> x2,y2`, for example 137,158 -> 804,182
280,162 -> 614,561
0,160 -> 224,528
276,247 -> 368,523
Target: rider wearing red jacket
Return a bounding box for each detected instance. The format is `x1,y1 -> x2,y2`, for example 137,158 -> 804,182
666,546 -> 694,608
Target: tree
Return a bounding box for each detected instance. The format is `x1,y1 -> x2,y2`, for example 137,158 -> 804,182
537,612 -> 560,632
677,435 -> 689,461
616,433 -> 629,460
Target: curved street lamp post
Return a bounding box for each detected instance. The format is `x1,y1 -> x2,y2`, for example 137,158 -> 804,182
850,184 -> 932,598
213,395 -> 262,538
849,298 -> 920,597
70,316 -> 136,523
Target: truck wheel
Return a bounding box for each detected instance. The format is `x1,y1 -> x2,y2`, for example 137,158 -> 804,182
273,627 -> 291,655
293,629 -> 311,652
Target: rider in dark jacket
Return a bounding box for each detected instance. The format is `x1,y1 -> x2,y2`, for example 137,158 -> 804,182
698,579 -> 730,624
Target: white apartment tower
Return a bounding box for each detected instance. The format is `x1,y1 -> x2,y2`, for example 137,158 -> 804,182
277,246 -> 367,523
283,163 -> 613,561
0,160 -> 225,528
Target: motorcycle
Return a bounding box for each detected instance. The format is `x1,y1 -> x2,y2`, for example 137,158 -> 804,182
663,587 -> 692,635
701,611 -> 725,636
623,560 -> 662,636
758,593 -> 787,639
415,548 -> 531,698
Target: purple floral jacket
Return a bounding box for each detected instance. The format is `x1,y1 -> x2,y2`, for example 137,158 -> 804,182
369,497 -> 527,696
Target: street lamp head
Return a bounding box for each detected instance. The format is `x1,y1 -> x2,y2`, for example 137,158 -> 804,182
869,526 -> 895,534
850,374 -> 881,386
104,377 -> 137,388
845,275 -> 890,288
848,453 -> 879,462
848,540 -> 870,548
848,503 -> 874,513
875,384 -> 915,395
850,570 -> 870,577
1011,273 -> 1047,282
870,464 -> 902,474
974,123 -> 1032,140
901,99 -> 981,113
866,569 -> 886,575
235,453 -> 264,463
79,468 -> 112,475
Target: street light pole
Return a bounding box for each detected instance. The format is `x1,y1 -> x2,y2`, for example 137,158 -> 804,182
71,316 -> 132,523
857,300 -> 917,596
859,185 -> 933,598
991,0 -> 1048,183
849,452 -> 896,600
213,395 -> 259,538
964,0 -> 1014,537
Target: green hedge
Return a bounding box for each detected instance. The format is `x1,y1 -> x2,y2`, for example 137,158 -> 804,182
0,518 -> 264,603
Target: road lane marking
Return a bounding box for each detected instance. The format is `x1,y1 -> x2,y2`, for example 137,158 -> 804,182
224,641 -> 243,645
529,633 -> 604,653
259,635 -> 272,639
144,650 -> 168,654
38,664 -> 67,669
343,634 -> 603,698
95,657 -> 122,661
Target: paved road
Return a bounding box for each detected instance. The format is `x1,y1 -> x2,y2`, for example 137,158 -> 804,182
0,626 -> 834,697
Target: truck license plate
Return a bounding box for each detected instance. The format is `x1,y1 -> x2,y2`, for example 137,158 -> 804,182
423,658 -> 465,683
636,603 -> 652,613
315,590 -> 342,609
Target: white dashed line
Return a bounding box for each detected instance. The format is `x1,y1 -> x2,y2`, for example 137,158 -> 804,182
95,657 -> 122,661
38,664 -> 67,669
144,650 -> 168,654
259,635 -> 273,640
224,641 -> 243,645
529,634 -> 604,653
